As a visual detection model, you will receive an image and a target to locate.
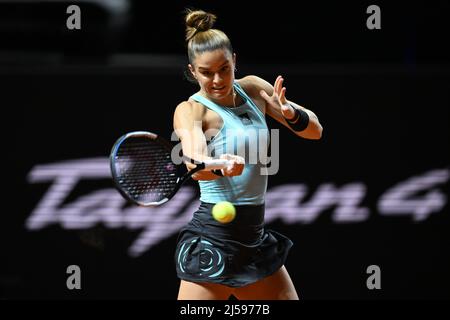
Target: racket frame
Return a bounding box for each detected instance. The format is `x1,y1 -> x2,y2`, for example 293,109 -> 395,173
110,131 -> 230,207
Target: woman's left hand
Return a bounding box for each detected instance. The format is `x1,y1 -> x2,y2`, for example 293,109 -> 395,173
259,75 -> 296,120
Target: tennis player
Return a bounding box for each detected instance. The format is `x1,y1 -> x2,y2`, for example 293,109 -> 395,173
173,9 -> 323,300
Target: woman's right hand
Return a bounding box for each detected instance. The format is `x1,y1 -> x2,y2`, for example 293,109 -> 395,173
220,154 -> 245,177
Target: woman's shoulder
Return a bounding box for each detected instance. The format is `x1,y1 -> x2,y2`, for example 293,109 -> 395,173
174,98 -> 207,118
237,75 -> 272,97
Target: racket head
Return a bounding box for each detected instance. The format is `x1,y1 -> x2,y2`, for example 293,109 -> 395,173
110,131 -> 181,206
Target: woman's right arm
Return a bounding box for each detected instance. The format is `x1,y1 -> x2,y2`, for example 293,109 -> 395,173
173,101 -> 243,180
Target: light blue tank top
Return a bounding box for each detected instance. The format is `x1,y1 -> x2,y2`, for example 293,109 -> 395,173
190,82 -> 269,205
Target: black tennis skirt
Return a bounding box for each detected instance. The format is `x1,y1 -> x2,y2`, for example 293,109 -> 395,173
174,201 -> 293,288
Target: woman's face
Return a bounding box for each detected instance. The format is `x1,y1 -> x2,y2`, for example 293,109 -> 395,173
189,49 -> 236,103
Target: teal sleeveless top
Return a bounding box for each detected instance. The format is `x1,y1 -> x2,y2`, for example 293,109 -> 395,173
190,82 -> 269,205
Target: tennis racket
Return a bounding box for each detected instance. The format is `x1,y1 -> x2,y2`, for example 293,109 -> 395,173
110,131 -> 232,206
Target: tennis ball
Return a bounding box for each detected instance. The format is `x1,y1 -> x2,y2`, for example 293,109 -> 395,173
212,201 -> 236,223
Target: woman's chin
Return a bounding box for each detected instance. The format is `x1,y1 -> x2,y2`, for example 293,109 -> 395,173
210,88 -> 227,97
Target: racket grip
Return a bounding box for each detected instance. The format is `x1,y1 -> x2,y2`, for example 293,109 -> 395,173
203,159 -> 233,170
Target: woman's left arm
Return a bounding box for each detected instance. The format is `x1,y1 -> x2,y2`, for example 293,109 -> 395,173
243,75 -> 323,140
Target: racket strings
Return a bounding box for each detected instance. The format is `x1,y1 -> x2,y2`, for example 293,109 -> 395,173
115,139 -> 178,203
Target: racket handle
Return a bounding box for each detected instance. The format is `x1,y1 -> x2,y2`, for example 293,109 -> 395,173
203,159 -> 234,170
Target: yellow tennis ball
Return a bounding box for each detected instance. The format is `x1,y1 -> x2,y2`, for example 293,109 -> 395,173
212,201 -> 236,223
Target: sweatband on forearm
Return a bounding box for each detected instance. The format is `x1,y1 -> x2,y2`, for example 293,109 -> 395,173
211,169 -> 224,177
285,105 -> 310,132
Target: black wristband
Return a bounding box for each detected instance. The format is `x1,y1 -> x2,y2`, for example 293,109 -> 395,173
286,105 -> 310,132
211,169 -> 224,177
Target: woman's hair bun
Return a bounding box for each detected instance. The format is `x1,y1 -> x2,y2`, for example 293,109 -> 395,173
185,9 -> 217,41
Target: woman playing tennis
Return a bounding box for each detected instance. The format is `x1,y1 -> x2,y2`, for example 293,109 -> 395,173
173,9 -> 323,300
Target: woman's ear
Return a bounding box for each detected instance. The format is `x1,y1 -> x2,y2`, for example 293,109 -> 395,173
233,53 -> 237,70
188,64 -> 196,79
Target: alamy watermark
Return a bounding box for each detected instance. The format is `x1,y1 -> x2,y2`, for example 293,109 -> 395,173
66,5 -> 81,30
171,125 -> 280,175
66,265 -> 81,290
366,265 -> 381,290
366,5 -> 381,30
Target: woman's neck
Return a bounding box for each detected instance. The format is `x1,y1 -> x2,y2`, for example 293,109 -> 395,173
200,88 -> 243,108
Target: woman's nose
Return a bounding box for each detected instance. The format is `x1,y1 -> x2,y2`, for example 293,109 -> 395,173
213,73 -> 222,83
